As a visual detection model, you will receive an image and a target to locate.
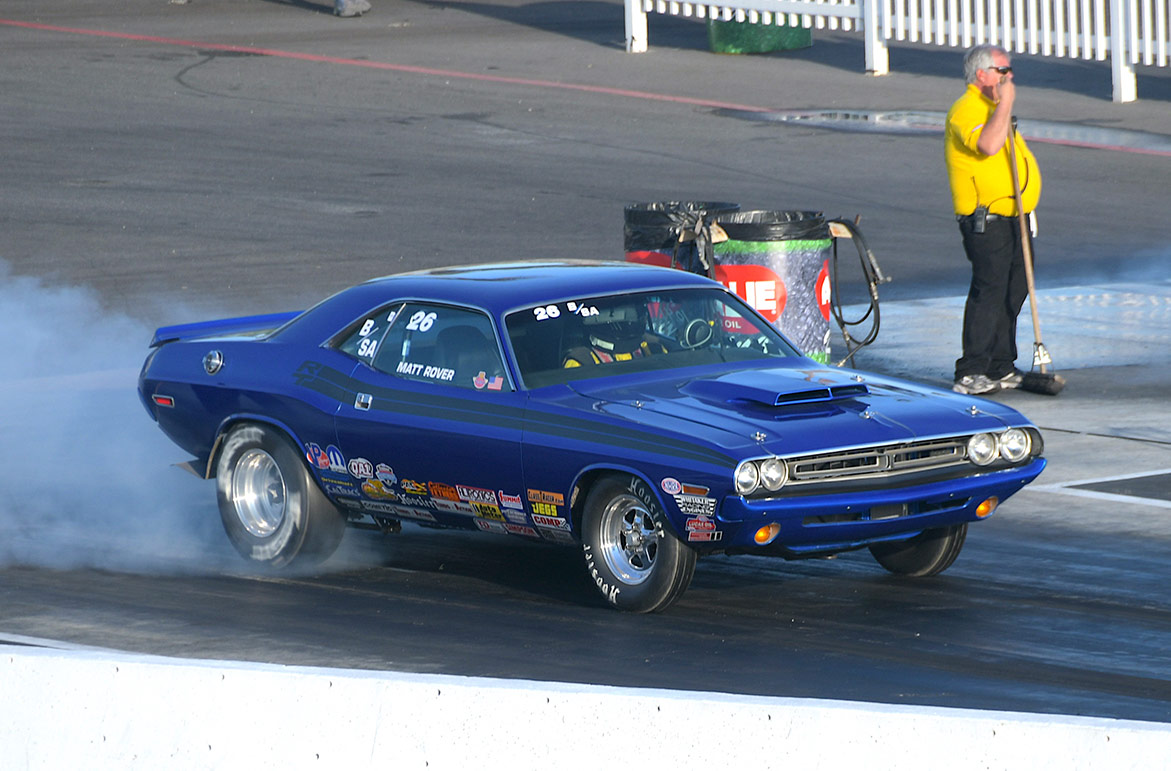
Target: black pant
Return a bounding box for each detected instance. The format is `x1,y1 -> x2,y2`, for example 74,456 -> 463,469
955,215 -> 1031,380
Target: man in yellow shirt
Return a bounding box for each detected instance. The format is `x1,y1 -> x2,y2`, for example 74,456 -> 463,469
945,44 -> 1042,395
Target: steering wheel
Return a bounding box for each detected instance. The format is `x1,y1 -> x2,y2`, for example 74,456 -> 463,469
680,318 -> 714,349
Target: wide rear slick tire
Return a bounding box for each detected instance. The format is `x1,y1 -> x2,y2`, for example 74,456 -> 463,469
869,523 -> 968,577
581,474 -> 697,613
215,423 -> 346,569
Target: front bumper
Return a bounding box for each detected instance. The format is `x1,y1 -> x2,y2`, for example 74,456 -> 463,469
711,457 -> 1046,554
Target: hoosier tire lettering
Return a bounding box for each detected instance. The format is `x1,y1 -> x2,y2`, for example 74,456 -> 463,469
580,474 -> 697,613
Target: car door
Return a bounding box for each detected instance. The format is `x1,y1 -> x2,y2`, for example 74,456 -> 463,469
330,301 -> 532,536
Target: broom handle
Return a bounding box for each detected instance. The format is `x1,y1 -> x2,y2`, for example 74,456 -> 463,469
1006,124 -> 1049,374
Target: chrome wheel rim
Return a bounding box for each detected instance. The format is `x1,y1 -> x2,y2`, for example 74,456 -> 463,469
231,448 -> 287,538
598,493 -> 660,585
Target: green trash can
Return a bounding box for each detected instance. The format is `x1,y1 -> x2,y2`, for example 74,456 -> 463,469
707,16 -> 812,55
713,210 -> 833,363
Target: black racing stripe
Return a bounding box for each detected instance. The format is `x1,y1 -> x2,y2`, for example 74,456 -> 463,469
295,361 -> 736,467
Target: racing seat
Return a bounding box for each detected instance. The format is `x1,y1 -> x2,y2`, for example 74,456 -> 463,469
437,325 -> 501,383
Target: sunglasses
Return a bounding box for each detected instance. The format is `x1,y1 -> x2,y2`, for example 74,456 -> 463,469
989,65 -> 1013,74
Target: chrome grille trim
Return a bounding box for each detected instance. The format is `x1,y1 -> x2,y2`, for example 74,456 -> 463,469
786,437 -> 969,485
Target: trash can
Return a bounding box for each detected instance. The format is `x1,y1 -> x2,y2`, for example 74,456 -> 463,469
624,201 -> 740,277
707,17 -> 812,55
712,210 -> 834,363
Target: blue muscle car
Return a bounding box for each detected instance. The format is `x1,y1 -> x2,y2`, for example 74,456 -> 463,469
139,261 -> 1045,612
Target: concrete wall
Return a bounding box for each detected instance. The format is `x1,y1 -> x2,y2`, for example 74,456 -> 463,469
3,646 -> 1169,770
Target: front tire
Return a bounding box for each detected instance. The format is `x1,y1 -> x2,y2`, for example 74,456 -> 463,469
215,423 -> 345,569
869,523 -> 967,577
581,475 -> 696,612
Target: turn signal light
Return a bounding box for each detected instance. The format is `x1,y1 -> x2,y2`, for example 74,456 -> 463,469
754,523 -> 781,545
976,497 -> 999,518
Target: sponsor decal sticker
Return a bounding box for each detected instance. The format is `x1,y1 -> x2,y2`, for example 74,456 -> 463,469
433,499 -> 476,515
530,501 -> 559,518
674,494 -> 717,517
471,502 -> 506,521
327,445 -> 347,474
540,529 -> 576,545
429,482 -> 461,501
473,371 -> 505,391
499,491 -> 524,509
475,519 -> 509,534
389,504 -> 437,522
375,464 -> 397,485
361,479 -> 397,500
504,523 -> 540,538
533,514 -> 571,531
457,485 -> 499,506
688,530 -> 723,542
305,443 -> 330,470
400,479 -> 429,496
660,477 -> 682,495
348,457 -> 375,479
686,518 -> 716,532
528,489 -> 565,507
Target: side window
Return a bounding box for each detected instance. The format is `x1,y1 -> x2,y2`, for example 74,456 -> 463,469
371,303 -> 511,392
335,303 -> 404,364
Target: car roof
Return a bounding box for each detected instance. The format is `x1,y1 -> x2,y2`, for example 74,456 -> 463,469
275,260 -> 720,344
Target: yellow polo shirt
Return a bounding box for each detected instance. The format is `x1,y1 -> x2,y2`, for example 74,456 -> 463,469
945,84 -> 1041,216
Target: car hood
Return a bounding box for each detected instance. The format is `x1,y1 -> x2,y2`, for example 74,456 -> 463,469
565,360 -> 1029,458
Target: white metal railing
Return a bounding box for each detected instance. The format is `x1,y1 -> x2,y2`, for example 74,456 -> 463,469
625,0 -> 1171,101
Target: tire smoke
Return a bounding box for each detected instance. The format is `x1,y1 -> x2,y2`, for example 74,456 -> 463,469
0,262 -> 239,572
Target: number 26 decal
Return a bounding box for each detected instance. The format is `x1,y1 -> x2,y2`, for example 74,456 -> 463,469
406,311 -> 437,332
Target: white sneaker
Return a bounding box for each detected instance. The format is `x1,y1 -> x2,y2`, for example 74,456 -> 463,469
995,369 -> 1024,389
953,374 -> 1000,395
335,0 -> 371,16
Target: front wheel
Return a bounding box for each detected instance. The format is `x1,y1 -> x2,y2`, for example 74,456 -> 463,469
215,423 -> 346,569
869,523 -> 967,577
581,475 -> 696,613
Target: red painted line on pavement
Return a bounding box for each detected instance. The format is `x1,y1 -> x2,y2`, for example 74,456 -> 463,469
0,17 -> 772,114
5,17 -> 1167,155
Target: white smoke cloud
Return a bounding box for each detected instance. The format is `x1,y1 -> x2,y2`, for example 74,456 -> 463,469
0,261 -> 239,572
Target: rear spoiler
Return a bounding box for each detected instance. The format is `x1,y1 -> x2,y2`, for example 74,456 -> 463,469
149,311 -> 303,347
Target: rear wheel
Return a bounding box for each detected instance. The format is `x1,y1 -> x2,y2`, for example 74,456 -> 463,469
869,523 -> 967,577
215,423 -> 345,568
581,475 -> 696,612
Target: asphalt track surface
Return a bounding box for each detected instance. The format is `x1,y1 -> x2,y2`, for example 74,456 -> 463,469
2,0 -> 1170,724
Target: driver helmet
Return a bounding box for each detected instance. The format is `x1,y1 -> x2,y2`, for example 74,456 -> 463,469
584,302 -> 647,352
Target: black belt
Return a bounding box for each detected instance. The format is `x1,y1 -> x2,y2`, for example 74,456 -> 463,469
957,211 -> 1009,222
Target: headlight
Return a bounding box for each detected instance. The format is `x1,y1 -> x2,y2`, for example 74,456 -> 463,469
999,428 -> 1032,462
759,458 -> 788,491
967,433 -> 999,466
734,461 -> 760,495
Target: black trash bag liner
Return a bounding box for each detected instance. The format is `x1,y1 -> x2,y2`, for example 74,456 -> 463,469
624,201 -> 740,276
714,209 -> 830,241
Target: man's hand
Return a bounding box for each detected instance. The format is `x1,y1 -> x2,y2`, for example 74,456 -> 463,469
977,74 -> 1015,156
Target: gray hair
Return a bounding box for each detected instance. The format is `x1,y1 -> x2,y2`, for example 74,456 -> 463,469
963,44 -> 1008,84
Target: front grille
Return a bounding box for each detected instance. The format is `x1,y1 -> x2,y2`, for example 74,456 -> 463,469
787,437 -> 969,486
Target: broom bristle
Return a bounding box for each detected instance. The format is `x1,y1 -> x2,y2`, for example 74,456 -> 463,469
1020,370 -> 1066,396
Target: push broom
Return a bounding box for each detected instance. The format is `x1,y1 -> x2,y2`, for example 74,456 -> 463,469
1007,121 -> 1066,395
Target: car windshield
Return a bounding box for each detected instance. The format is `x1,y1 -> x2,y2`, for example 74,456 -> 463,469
505,287 -> 800,388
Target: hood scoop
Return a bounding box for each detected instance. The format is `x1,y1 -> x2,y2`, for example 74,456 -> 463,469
682,368 -> 870,408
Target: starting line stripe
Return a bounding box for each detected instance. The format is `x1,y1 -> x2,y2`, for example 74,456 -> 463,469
1029,468 -> 1171,510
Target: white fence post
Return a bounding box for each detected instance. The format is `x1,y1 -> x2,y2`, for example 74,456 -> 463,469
865,0 -> 891,73
1110,0 -> 1139,101
626,0 -> 649,52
